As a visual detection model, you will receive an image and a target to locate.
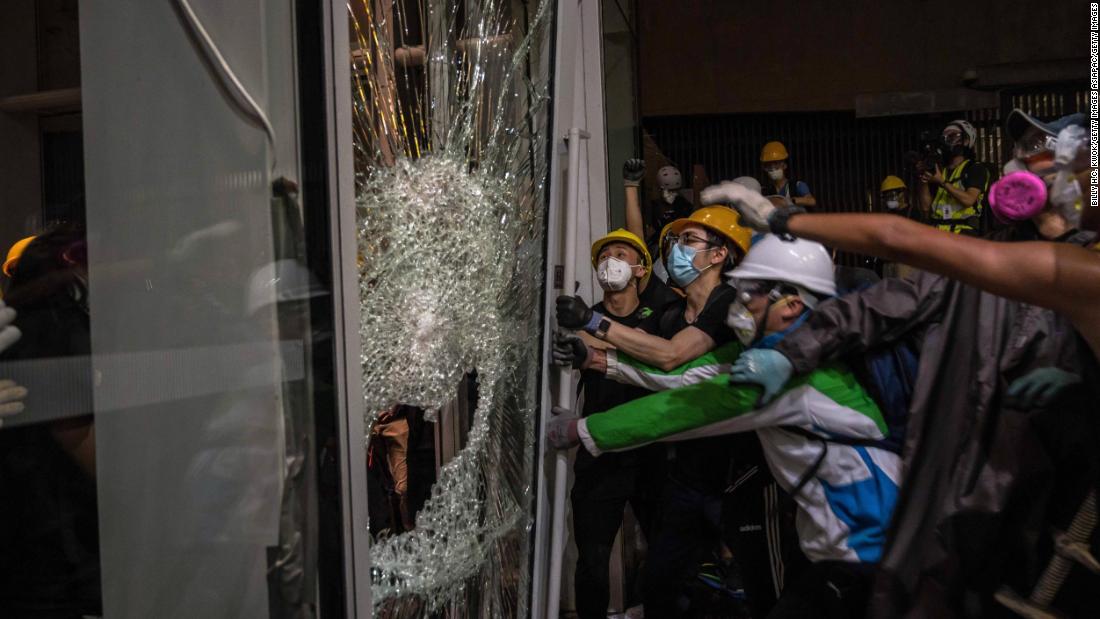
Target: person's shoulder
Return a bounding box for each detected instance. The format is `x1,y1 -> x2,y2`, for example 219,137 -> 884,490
708,283 -> 738,304
795,180 -> 811,195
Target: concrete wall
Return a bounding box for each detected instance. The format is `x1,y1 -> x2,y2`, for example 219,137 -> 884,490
638,0 -> 1088,116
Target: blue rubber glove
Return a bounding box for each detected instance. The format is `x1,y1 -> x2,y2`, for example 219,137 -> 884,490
1005,367 -> 1081,409
728,348 -> 794,405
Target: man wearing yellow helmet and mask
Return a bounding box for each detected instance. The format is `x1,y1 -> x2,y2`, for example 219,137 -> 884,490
552,228 -> 672,619
879,176 -> 921,279
761,141 -> 816,209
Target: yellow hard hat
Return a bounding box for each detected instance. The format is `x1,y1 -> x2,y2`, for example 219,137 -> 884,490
591,228 -> 652,288
3,236 -> 36,277
660,206 -> 752,260
880,175 -> 906,193
760,141 -> 789,163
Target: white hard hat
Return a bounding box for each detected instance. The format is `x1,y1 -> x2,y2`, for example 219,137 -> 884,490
657,166 -> 683,191
246,259 -> 328,315
731,176 -> 762,194
726,234 -> 836,307
945,119 -> 977,147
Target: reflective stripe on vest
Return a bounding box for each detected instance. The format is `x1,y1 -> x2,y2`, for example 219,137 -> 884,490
931,160 -> 985,231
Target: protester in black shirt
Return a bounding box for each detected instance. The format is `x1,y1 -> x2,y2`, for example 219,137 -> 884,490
552,229 -> 665,618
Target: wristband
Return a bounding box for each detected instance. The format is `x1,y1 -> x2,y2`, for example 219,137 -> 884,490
623,179 -> 641,188
768,206 -> 807,239
583,310 -> 605,335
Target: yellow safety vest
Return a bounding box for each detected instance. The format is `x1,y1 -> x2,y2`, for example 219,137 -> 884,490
930,160 -> 986,235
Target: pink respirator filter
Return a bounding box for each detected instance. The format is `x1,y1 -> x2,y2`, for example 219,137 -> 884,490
988,171 -> 1047,223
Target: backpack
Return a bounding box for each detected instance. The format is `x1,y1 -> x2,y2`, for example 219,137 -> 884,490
781,271 -> 919,497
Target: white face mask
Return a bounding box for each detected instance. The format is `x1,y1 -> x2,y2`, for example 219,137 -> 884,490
766,168 -> 784,181
885,199 -> 900,210
596,256 -> 638,292
726,301 -> 758,345
661,189 -> 678,205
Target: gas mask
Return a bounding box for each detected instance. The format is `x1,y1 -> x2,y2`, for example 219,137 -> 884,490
988,171 -> 1047,223
596,257 -> 638,292
992,124 -> 1090,227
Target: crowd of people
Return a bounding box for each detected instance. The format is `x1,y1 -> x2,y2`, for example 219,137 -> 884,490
548,108 -> 1100,618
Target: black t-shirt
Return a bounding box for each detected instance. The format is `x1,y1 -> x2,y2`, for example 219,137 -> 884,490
637,276 -> 681,322
576,299 -> 664,476
658,284 -> 737,348
580,300 -> 661,418
644,195 -> 694,255
657,284 -> 758,494
957,160 -> 991,194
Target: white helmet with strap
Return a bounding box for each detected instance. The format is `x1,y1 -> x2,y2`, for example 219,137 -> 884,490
946,119 -> 977,147
725,234 -> 836,308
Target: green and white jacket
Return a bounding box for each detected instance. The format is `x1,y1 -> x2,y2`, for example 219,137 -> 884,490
603,342 -> 742,391
579,351 -> 901,564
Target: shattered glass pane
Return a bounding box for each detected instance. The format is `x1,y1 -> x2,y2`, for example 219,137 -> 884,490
349,0 -> 553,613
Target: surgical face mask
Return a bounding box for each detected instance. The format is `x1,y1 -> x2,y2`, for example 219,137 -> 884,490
596,256 -> 637,292
667,242 -> 712,288
766,167 -> 784,181
884,196 -> 901,210
726,301 -> 758,345
662,189 -> 678,205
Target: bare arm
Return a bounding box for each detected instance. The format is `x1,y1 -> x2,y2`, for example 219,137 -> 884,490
939,184 -> 981,208
786,213 -> 1100,326
792,192 -> 817,208
601,321 -> 716,371
624,185 -> 645,241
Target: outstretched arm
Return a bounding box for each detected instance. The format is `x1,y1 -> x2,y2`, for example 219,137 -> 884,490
711,180 -> 1100,360
700,181 -> 1100,330
786,213 -> 1100,328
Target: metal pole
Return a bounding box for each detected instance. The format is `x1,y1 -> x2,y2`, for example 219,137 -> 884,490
546,126 -> 589,618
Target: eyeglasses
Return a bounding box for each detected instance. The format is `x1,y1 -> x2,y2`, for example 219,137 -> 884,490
664,233 -> 714,248
732,279 -> 796,302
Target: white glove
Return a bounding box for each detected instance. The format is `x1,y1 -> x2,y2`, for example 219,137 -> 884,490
0,379 -> 28,426
700,181 -> 775,232
546,405 -> 580,450
0,301 -> 21,354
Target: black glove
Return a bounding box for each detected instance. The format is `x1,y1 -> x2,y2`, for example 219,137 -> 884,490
622,158 -> 645,187
556,295 -> 595,330
552,330 -> 589,369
